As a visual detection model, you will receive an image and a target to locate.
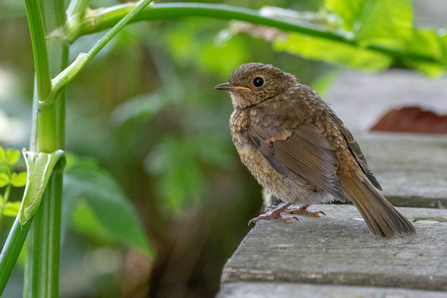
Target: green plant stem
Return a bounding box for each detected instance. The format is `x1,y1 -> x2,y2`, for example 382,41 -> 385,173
0,0 -> 64,294
3,0 -> 154,294
24,0 -> 51,101
66,3 -> 441,65
67,3 -> 351,43
66,0 -> 91,43
67,0 -> 90,19
23,0 -> 68,296
25,0 -> 152,295
0,184 -> 12,217
46,0 -> 154,105
3,184 -> 11,204
0,167 -> 12,221
0,217 -> 33,294
24,163 -> 64,297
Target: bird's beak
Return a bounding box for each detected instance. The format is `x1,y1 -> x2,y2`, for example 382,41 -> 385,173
214,83 -> 250,91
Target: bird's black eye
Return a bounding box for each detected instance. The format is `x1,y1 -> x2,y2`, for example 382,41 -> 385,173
253,77 -> 264,87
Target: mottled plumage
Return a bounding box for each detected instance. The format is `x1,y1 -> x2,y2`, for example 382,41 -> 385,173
215,63 -> 415,238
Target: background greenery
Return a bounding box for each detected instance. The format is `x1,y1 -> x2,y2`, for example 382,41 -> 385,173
0,0 -> 445,297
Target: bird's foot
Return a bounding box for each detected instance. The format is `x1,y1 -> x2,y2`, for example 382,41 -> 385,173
248,203 -> 294,225
285,205 -> 325,217
248,204 -> 325,225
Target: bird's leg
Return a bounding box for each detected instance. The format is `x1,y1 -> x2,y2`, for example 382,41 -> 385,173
248,203 -> 294,225
248,204 -> 325,225
284,205 -> 325,217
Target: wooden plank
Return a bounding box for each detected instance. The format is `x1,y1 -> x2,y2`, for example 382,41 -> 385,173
355,133 -> 447,208
321,70 -> 447,207
220,205 -> 447,291
218,283 -> 447,298
413,0 -> 447,28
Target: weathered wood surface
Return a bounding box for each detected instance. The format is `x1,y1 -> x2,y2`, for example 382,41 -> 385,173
413,0 -> 447,28
320,68 -> 447,208
354,133 -> 447,208
218,283 -> 447,298
220,205 -> 447,294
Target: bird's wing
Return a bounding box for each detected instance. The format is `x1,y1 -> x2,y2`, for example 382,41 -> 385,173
331,115 -> 382,190
248,112 -> 346,201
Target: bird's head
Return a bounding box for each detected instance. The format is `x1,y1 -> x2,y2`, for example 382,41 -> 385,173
215,63 -> 297,109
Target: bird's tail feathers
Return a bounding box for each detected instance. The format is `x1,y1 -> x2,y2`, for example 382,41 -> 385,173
339,175 -> 415,238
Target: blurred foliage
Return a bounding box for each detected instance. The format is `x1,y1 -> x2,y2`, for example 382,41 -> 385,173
0,0 -> 445,297
226,0 -> 447,76
0,148 -> 26,221
63,154 -> 154,256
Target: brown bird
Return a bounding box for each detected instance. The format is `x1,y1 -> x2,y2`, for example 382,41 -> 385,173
215,63 -> 415,238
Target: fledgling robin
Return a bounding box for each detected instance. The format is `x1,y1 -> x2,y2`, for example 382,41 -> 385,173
215,63 -> 415,238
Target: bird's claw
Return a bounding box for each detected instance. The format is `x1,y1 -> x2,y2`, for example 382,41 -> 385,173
248,212 -> 296,225
248,203 -> 293,225
287,205 -> 325,217
248,204 -> 326,226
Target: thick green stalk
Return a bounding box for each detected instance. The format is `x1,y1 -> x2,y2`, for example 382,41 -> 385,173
24,0 -> 67,296
24,0 -> 51,101
66,3 -> 441,64
24,164 -> 64,297
25,0 -> 152,295
0,0 -> 59,294
67,0 -> 90,19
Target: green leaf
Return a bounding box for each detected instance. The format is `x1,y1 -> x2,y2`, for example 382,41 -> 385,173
326,0 -> 413,47
11,172 -> 27,187
0,173 -> 9,187
19,150 -> 65,225
325,0 -> 368,31
439,32 -> 447,65
71,199 -> 113,241
63,155 -> 154,257
357,0 -> 413,47
273,33 -> 392,70
401,59 -> 445,78
400,29 -> 447,77
6,149 -> 21,165
3,201 -> 21,216
406,30 -> 442,58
